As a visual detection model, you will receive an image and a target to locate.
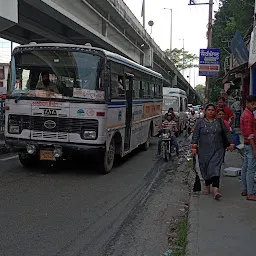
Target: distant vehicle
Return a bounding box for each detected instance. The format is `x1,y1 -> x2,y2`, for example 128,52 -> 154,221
162,87 -> 188,134
193,105 -> 204,118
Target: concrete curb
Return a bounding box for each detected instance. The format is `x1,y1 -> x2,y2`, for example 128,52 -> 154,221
185,192 -> 200,256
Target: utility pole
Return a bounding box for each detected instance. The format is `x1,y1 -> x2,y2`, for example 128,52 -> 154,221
164,8 -> 173,55
182,39 -> 185,76
205,0 -> 213,103
142,0 -> 146,28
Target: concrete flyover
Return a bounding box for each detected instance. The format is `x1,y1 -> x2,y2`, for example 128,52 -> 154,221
0,0 -> 202,104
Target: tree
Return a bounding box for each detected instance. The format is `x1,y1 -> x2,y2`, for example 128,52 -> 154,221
194,84 -> 205,100
164,48 -> 198,71
208,0 -> 254,102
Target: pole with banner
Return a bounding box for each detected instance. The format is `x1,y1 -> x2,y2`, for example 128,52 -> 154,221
189,0 -> 214,103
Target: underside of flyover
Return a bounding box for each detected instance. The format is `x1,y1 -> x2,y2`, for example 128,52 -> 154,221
0,0 -> 201,104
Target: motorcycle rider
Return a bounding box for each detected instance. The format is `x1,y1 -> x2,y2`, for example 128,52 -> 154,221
187,109 -> 197,135
158,113 -> 179,156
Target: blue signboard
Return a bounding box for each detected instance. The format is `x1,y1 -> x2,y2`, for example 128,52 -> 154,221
199,48 -> 220,77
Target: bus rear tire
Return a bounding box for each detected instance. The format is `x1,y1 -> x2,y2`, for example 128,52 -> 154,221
19,153 -> 39,169
99,139 -> 115,174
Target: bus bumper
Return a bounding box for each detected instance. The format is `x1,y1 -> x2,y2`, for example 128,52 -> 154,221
5,137 -> 105,157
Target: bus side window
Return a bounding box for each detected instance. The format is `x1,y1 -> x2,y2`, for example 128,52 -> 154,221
133,79 -> 140,99
180,97 -> 183,112
154,82 -> 162,98
110,62 -> 125,99
154,78 -> 162,99
142,81 -> 151,98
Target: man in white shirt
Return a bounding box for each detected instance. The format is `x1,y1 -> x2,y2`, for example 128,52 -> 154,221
231,98 -> 241,128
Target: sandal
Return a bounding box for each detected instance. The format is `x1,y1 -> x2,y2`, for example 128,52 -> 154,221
247,194 -> 256,201
204,185 -> 210,195
213,188 -> 221,200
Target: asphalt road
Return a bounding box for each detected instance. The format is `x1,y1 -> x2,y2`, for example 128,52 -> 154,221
0,138 -> 185,256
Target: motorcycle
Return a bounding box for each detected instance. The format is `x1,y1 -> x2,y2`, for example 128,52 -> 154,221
159,128 -> 173,162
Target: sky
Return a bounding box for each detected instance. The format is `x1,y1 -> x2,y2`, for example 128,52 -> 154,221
123,0 -> 220,87
0,0 -> 220,87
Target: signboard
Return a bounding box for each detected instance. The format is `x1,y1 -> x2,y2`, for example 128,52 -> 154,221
230,30 -> 248,66
199,48 -> 220,77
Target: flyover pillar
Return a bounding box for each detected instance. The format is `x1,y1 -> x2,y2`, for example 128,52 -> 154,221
172,74 -> 177,87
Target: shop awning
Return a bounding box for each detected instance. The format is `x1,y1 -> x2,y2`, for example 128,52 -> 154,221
222,62 -> 248,84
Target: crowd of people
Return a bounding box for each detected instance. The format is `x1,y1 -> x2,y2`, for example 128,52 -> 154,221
159,95 -> 256,201
191,95 -> 256,201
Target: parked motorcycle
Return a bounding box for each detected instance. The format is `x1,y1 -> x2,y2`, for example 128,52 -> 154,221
159,128 -> 172,162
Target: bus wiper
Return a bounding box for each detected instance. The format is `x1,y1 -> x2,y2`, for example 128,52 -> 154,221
14,90 -> 32,103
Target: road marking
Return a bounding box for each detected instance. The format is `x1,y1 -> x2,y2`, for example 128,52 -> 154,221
0,155 -> 18,161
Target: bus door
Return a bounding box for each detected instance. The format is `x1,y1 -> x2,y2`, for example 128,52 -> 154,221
124,73 -> 133,151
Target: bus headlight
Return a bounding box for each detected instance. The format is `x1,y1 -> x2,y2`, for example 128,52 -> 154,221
53,147 -> 62,158
9,125 -> 20,134
27,144 -> 36,154
82,130 -> 97,140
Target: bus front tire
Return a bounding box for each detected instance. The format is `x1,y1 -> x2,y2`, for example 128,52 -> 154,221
99,139 -> 115,174
19,153 -> 39,169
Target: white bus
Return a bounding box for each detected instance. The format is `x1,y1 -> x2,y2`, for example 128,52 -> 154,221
5,43 -> 163,173
162,87 -> 188,134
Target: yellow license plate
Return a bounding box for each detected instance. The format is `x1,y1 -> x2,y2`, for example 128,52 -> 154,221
40,150 -> 55,161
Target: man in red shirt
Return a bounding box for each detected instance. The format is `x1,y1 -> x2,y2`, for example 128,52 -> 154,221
240,95 -> 256,201
216,97 -> 234,126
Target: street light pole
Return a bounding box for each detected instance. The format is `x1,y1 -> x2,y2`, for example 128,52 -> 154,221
205,0 -> 213,103
164,8 -> 172,56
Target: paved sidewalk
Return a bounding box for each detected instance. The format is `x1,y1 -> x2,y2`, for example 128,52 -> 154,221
186,151 -> 256,256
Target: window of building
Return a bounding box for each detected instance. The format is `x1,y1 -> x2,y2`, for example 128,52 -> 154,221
0,81 -> 3,87
0,67 -> 4,80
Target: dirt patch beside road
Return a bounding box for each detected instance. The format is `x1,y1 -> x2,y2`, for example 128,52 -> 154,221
105,155 -> 191,256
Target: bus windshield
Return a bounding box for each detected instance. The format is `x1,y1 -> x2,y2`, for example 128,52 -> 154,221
163,96 -> 179,112
10,50 -> 104,101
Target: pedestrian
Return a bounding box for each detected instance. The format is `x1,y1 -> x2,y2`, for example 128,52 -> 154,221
217,108 -> 231,131
216,97 -> 234,126
240,95 -> 256,201
231,97 -> 241,128
192,104 -> 234,199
